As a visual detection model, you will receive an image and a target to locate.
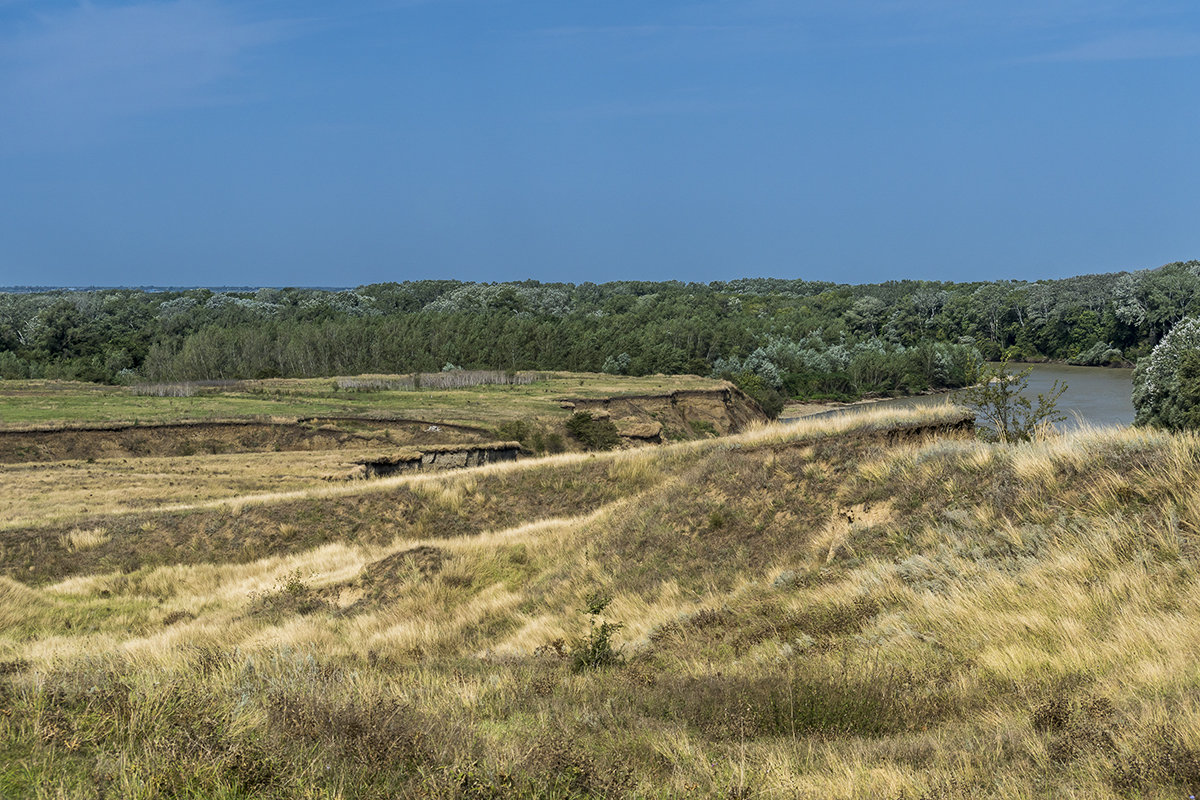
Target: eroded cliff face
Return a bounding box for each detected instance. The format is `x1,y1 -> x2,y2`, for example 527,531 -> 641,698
0,419 -> 488,464
0,385 -> 766,466
354,443 -> 521,478
559,384 -> 769,444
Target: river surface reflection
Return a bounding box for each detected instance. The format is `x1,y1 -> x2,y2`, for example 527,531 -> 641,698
784,364 -> 1135,430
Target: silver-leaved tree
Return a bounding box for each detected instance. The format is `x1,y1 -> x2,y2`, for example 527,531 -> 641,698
1132,316 -> 1200,431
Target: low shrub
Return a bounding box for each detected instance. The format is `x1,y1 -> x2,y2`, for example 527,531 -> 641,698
565,412 -> 620,451
570,592 -> 623,672
248,570 -> 328,618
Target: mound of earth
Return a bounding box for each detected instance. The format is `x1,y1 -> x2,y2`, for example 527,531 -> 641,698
341,546 -> 449,613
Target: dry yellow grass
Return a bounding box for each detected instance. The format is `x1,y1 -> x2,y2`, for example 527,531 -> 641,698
8,409 -> 1200,798
57,526 -> 110,552
0,403 -> 969,534
0,448 -> 399,529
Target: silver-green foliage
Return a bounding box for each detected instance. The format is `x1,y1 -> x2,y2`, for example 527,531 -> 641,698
1132,316 -> 1200,430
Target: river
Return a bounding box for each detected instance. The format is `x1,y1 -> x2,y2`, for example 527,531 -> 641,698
782,364 -> 1135,430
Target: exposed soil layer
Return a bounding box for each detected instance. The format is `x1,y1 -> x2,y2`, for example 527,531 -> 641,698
355,443 -> 522,478
0,387 -> 764,463
560,386 -> 768,442
0,418 -> 489,464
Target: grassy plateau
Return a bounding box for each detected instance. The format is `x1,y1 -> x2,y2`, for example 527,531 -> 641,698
1,375 -> 1199,798
0,373 -> 726,430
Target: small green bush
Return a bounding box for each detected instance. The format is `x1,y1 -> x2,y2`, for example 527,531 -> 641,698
249,570 -> 327,618
729,371 -> 785,419
961,359 -> 1065,442
527,426 -> 566,455
497,419 -> 530,442
570,592 -> 623,672
565,411 -> 620,451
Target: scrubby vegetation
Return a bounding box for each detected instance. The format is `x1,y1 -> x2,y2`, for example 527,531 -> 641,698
565,411 -> 621,451
961,360 -> 1066,442
4,405 -> 1200,797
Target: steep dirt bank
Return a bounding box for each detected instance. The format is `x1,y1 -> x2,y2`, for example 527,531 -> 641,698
559,385 -> 768,443
0,386 -> 766,462
0,418 -> 489,464
353,442 -> 522,478
0,381 -> 768,466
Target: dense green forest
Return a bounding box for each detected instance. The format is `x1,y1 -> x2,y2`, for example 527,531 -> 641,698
2,261 -> 1198,413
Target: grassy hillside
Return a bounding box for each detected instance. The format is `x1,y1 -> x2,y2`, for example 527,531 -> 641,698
3,406 -> 1200,798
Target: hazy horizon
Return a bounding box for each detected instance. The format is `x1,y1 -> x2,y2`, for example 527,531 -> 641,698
2,256 -> 1193,294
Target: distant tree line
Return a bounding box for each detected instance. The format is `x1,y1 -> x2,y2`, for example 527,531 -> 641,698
2,261 -> 1199,411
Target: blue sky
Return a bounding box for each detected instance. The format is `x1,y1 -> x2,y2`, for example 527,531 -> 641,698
1,0 -> 1198,287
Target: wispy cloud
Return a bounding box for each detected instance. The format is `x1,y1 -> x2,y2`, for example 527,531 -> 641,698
1024,29 -> 1200,62
0,1 -> 291,151
537,24 -> 739,39
555,97 -> 751,120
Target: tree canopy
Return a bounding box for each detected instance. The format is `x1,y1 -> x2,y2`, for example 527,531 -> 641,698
2,261 -> 1197,405
1132,315 -> 1200,431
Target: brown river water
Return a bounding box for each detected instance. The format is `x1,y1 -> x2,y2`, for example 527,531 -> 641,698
783,364 -> 1135,431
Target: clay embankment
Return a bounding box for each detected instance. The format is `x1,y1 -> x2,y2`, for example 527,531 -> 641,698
0,386 -> 766,464
353,442 -> 521,478
877,413 -> 974,442
558,385 -> 768,443
0,418 -> 490,464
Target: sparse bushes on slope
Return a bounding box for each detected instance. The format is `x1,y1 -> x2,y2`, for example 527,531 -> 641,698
12,409 -> 1200,798
727,370 -> 786,419
248,569 -> 328,618
497,419 -> 566,455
